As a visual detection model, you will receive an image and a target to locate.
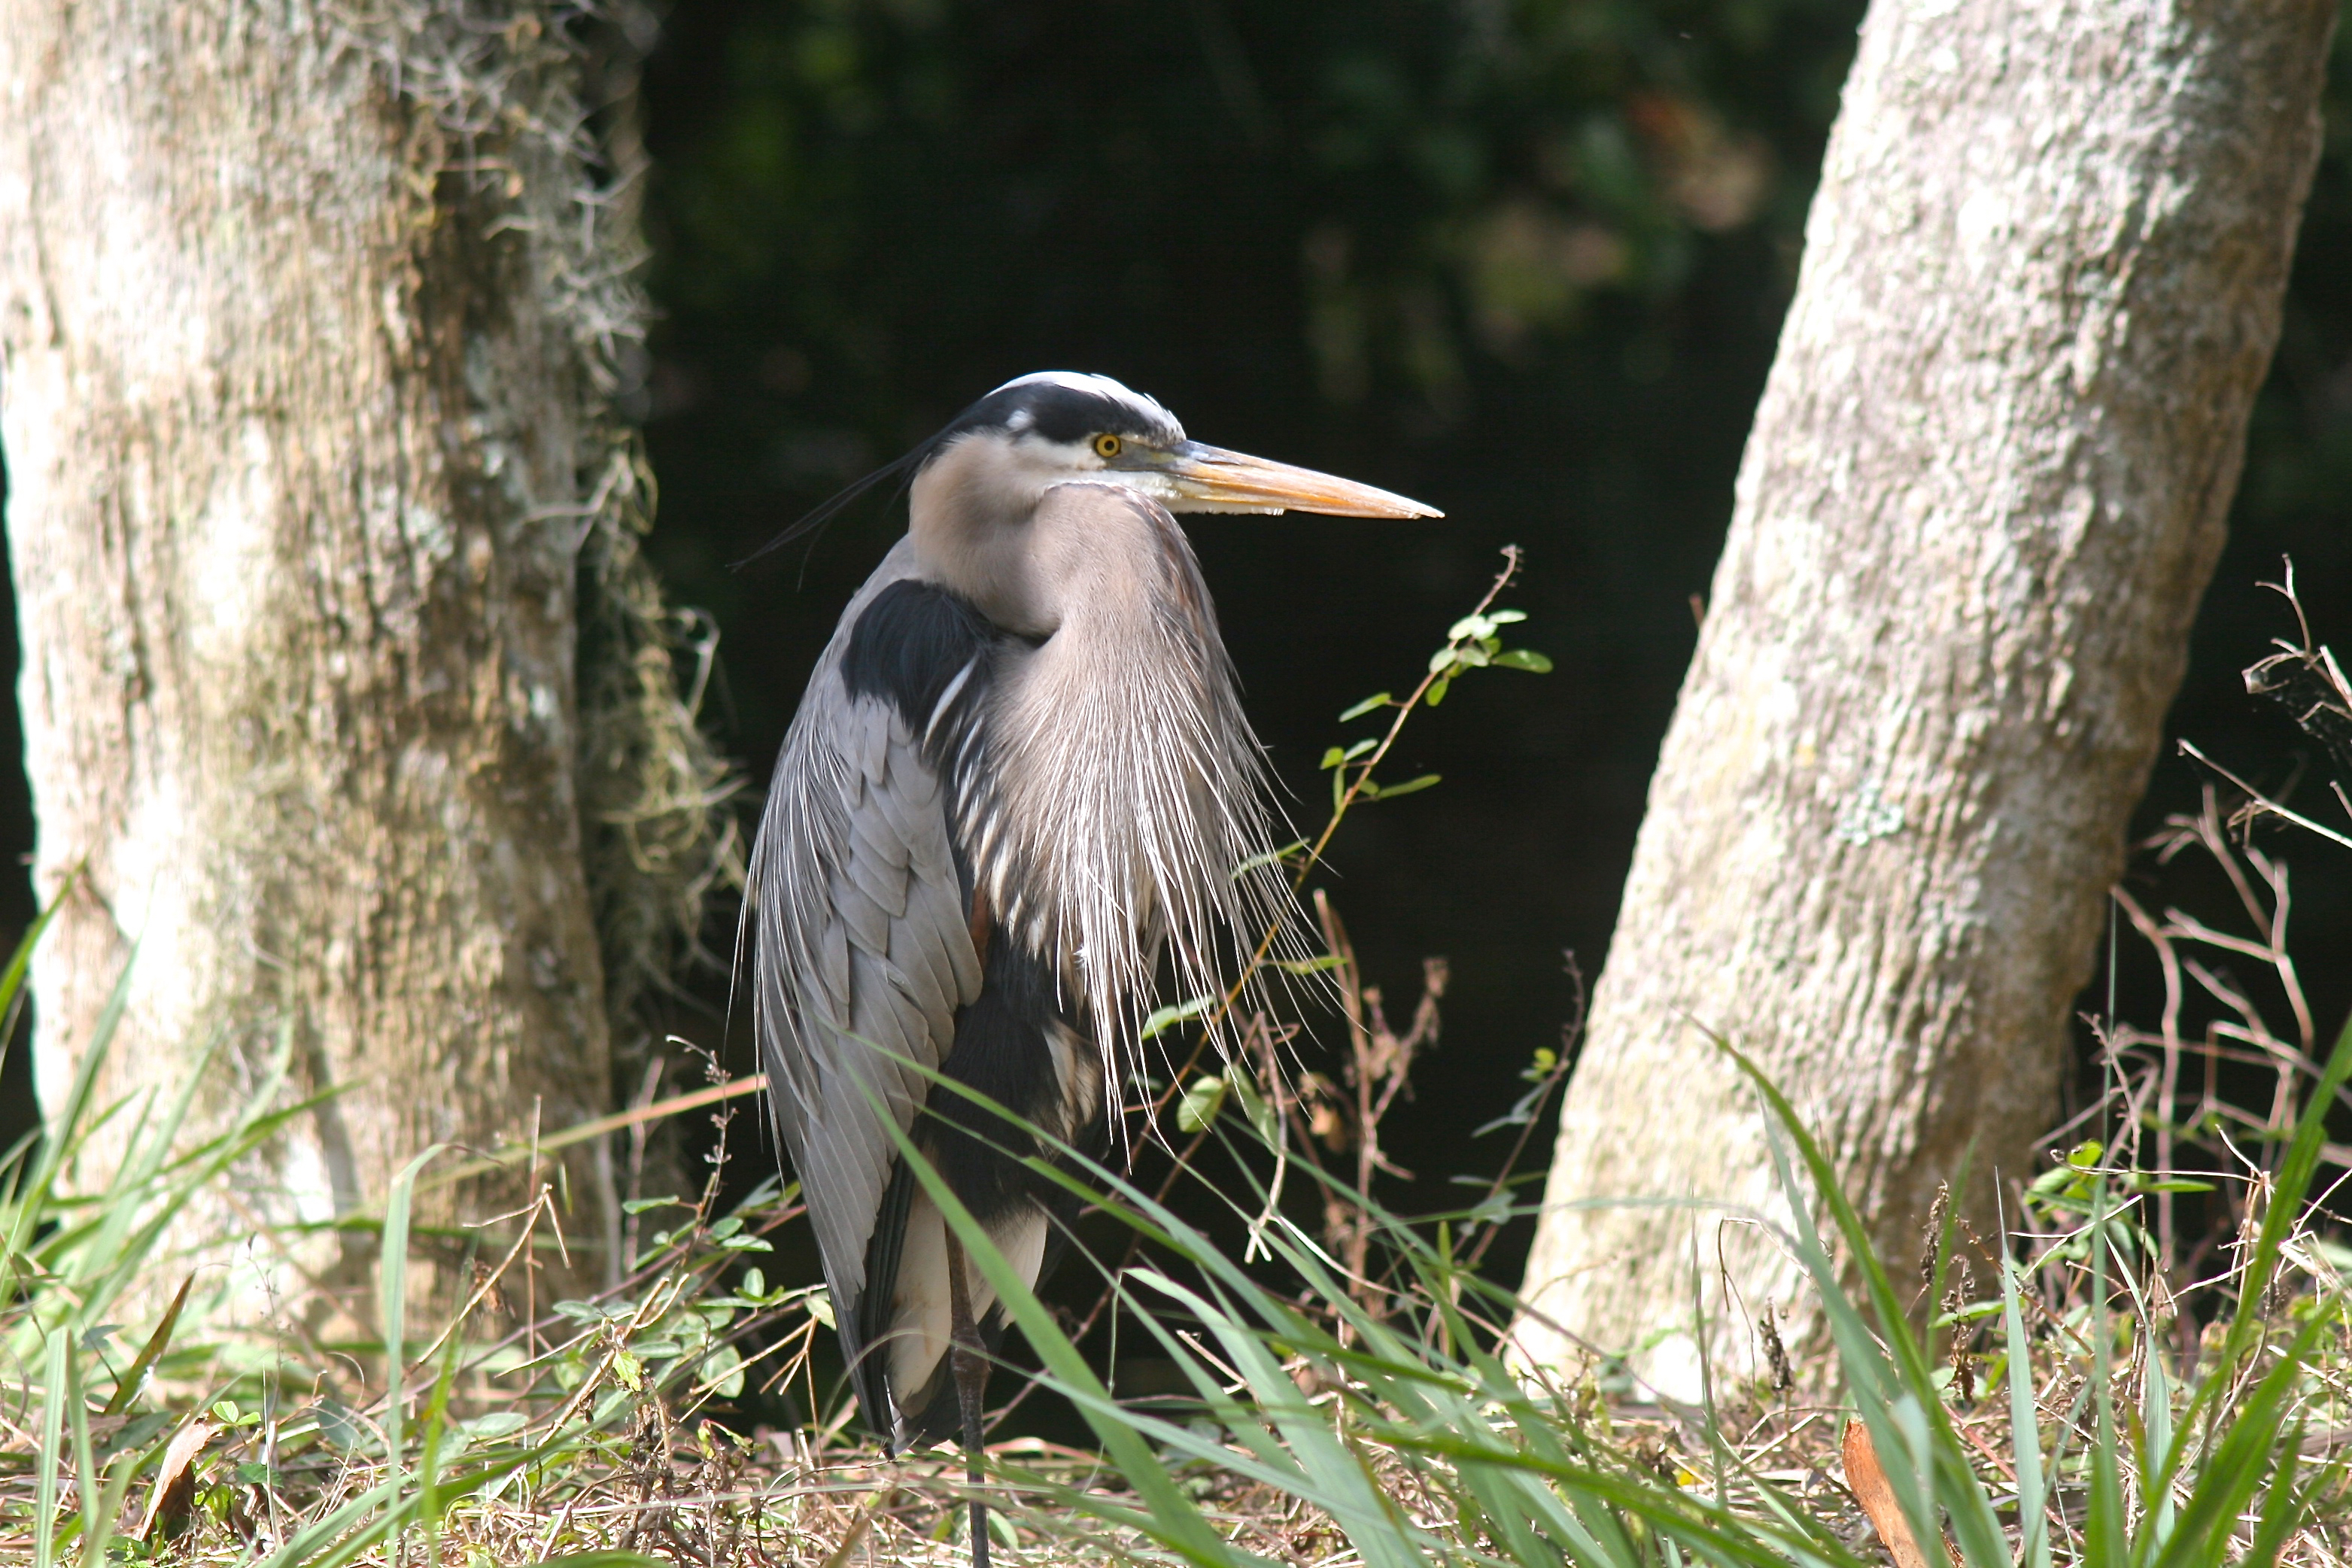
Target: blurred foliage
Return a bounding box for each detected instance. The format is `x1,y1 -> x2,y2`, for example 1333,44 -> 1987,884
634,0 -> 1865,1202
633,0 -> 2352,1239
644,0 -> 1851,443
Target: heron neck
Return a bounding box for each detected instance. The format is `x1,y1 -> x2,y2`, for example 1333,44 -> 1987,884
955,490 -> 1272,1059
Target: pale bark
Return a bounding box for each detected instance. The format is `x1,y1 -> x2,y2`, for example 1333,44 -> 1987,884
0,0 -> 689,1316
1518,0 -> 2333,1393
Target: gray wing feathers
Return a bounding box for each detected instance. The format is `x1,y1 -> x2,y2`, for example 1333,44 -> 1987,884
754,676 -> 983,1320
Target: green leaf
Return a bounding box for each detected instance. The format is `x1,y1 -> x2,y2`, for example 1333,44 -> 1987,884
1232,839 -> 1307,877
1428,646 -> 1460,674
313,1397 -> 369,1453
739,1267 -> 765,1299
458,1410 -> 524,1448
621,1196 -> 679,1215
2028,1162 -> 2080,1196
1486,609 -> 1527,624
1375,774 -> 1441,799
1424,676 -> 1450,707
1319,747 -> 1347,770
1272,953 -> 1345,976
1177,1075 -> 1229,1135
1446,613 -> 1494,641
1491,648 -> 1553,673
1342,737 -> 1378,762
1226,1071 -> 1278,1143
695,1342 -> 745,1399
1337,692 -> 1391,722
1141,996 -> 1214,1042
806,1289 -> 835,1329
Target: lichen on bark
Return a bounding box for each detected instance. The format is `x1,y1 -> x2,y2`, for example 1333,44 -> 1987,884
1515,0 -> 2335,1394
0,0 -> 737,1324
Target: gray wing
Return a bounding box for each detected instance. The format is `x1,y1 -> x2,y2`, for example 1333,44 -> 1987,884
751,637 -> 983,1338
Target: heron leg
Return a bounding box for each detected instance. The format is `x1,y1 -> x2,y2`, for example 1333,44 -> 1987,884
944,1229 -> 991,1568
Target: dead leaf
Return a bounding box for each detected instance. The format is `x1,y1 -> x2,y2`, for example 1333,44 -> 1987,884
138,1417 -> 214,1544
1841,1418 -> 1955,1568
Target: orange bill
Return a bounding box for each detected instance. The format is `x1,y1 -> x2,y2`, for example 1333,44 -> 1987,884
1154,442 -> 1441,518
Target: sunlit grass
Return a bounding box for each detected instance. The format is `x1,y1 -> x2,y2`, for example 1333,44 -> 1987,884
9,894 -> 2350,1567
8,563 -> 2352,1566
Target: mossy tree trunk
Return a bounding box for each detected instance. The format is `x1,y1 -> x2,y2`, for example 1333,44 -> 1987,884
0,0 -> 725,1323
1517,0 -> 2334,1393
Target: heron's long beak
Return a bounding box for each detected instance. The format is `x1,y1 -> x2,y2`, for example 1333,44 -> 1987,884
1155,442 -> 1441,518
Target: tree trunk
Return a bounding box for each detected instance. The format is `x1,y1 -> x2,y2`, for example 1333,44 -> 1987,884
0,0 -> 719,1321
1517,0 -> 2332,1393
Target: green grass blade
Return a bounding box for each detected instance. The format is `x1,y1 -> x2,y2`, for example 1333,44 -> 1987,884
2082,1182 -> 2126,1568
1128,1269 -> 1430,1568
380,1143 -> 448,1491
0,863 -> 77,1117
2238,1423 -> 2305,1568
419,1317 -> 466,1568
257,1448 -> 546,1568
68,1331 -> 127,1568
2220,1008 -> 2352,1372
2150,1301 -> 2335,1568
2138,1299 -> 2174,1557
2002,1254 -> 2052,1568
101,1271 -> 193,1416
1746,1070 -> 2007,1568
882,1130 -> 1266,1566
5,941 -> 138,1284
34,1327 -> 66,1568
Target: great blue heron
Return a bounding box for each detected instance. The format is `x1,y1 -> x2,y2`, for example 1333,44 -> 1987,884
749,372 -> 1436,1555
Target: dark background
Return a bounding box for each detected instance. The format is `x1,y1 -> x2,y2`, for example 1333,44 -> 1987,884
622,0 -> 2352,1257
3,0 -> 2350,1298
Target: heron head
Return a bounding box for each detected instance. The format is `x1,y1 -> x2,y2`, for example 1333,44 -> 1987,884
908,370 -> 1441,528
896,372 -> 1438,634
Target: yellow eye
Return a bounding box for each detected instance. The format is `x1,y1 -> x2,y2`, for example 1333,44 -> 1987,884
1092,433 -> 1123,459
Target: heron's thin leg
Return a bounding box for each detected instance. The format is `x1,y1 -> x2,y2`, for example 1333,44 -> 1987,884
944,1229 -> 991,1568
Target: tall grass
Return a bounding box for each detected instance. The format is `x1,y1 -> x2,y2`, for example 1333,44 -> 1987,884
8,917 -> 2349,1566
0,924 -> 822,1566
6,561 -> 2351,1565
871,986 -> 2350,1567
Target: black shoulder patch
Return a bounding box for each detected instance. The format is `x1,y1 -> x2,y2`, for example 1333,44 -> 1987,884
840,579 -> 995,730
